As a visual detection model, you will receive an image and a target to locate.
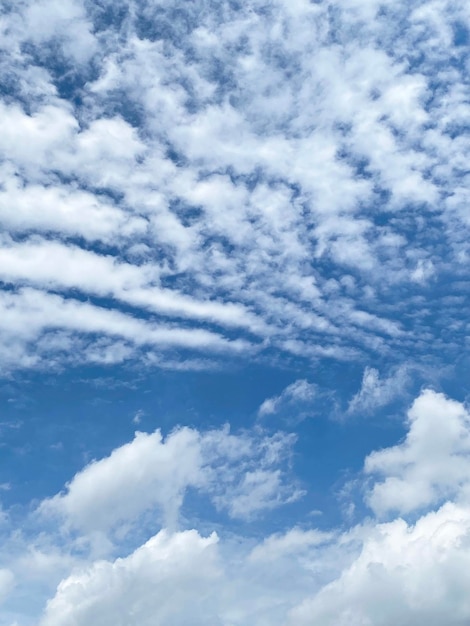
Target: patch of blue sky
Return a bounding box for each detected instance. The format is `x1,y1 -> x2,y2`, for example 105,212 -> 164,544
134,4 -> 199,44
453,21 -> 469,46
92,89 -> 148,130
85,0 -> 130,35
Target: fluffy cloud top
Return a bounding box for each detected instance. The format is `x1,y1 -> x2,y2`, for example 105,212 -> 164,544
365,389 -> 470,516
40,530 -> 221,626
290,502 -> 470,626
258,379 -> 316,417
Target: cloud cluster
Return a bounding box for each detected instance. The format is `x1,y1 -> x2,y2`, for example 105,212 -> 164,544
41,425 -> 301,537
2,390 -> 470,625
258,379 -> 316,417
290,501 -> 470,626
0,0 -> 467,374
365,389 -> 470,516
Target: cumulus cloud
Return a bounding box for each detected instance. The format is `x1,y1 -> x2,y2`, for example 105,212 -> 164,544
347,365 -> 411,415
35,500 -> 470,626
3,391 -> 470,625
40,428 -> 205,533
365,389 -> 470,516
289,501 -> 470,626
40,530 -> 221,626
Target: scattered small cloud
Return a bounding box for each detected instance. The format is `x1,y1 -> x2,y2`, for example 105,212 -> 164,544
132,409 -> 145,425
258,380 -> 317,417
347,365 -> 411,415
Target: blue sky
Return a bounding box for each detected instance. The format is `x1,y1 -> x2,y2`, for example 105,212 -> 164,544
0,0 -> 469,624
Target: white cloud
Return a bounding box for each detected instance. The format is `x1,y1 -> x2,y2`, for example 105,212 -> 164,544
213,468 -> 304,520
40,428 -> 206,533
0,172 -> 147,243
40,530 -> 221,626
132,409 -> 144,425
40,425 -> 301,535
348,365 -> 411,415
365,389 -> 470,516
0,238 -> 262,332
249,527 -> 334,563
289,501 -> 470,626
4,390 -> 470,625
24,0 -> 97,63
258,380 -> 316,417
0,288 -> 251,375
18,498 -> 470,625
38,525 -> 339,626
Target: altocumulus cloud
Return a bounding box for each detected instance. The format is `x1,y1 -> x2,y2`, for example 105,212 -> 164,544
0,0 -> 468,373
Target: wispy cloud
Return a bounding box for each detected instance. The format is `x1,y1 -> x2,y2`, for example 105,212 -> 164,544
39,425 -> 301,535
347,365 -> 411,415
258,380 -> 317,417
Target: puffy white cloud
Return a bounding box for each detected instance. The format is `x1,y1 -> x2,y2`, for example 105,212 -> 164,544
38,525 -> 340,626
40,530 -> 221,626
40,428 -> 206,533
40,425 -> 301,535
23,0 -> 97,63
365,389 -> 470,516
0,103 -> 78,172
288,391 -> 470,625
289,502 -> 470,626
3,390 -> 470,625
38,495 -> 470,626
